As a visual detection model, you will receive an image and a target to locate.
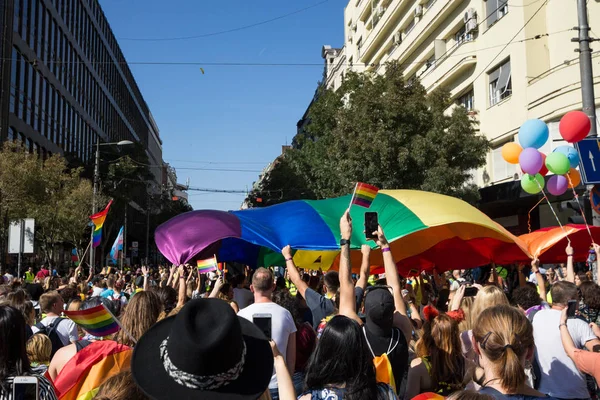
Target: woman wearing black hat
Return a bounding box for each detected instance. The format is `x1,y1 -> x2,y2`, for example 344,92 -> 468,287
131,298 -> 279,400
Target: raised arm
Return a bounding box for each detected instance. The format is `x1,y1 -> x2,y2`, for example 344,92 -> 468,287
594,244 -> 600,286
177,265 -> 187,307
518,263 -> 527,287
566,244 -> 575,283
356,245 -> 371,291
282,246 -> 309,299
560,308 -> 577,359
141,266 -> 150,292
166,265 -> 177,288
531,259 -> 547,302
339,210 -> 362,324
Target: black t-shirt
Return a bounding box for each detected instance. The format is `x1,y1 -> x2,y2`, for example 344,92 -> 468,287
363,325 -> 409,394
304,287 -> 365,329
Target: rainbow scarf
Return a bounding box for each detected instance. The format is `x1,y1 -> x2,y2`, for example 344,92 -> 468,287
52,341 -> 132,400
90,200 -> 113,248
351,183 -> 379,208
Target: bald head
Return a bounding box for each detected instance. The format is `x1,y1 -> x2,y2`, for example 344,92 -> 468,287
252,267 -> 274,294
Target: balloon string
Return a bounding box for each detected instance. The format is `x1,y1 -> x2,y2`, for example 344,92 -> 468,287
528,197 -> 546,233
566,174 -> 593,241
534,179 -> 572,245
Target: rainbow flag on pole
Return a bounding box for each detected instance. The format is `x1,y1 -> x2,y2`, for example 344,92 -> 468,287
197,256 -> 218,273
90,200 -> 113,248
351,183 -> 379,208
64,304 -> 120,337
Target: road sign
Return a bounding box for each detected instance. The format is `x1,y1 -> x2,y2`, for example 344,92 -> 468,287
8,219 -> 35,254
576,138 -> 600,184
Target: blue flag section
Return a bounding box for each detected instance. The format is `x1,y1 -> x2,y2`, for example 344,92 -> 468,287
110,226 -> 124,263
576,138 -> 600,184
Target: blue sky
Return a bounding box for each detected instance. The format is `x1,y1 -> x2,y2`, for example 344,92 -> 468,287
98,0 -> 344,210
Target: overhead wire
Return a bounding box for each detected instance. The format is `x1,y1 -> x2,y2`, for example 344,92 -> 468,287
118,0 -> 334,42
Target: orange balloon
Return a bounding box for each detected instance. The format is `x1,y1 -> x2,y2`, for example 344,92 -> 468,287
567,168 -> 581,188
502,142 -> 522,164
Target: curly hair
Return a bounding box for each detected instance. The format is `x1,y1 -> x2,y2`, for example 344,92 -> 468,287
511,286 -> 541,311
152,286 -> 177,314
273,290 -> 302,326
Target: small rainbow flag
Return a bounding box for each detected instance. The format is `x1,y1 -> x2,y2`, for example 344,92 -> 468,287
197,256 -> 218,273
351,183 -> 379,208
64,304 -> 120,337
90,200 -> 113,248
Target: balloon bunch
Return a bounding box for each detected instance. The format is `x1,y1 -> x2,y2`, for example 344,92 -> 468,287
502,111 -> 591,195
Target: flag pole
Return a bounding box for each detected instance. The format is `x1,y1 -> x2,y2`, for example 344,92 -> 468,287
348,183 -> 358,211
79,240 -> 92,269
102,303 -> 137,345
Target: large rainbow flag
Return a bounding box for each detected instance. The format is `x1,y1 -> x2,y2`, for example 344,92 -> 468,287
52,341 -> 132,400
90,200 -> 113,248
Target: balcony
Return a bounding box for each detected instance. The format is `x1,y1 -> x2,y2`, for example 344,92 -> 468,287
360,0 -> 463,66
419,39 -> 477,92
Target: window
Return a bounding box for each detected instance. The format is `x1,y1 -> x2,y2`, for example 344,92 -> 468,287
492,145 -> 512,181
454,25 -> 473,45
456,89 -> 475,111
357,37 -> 363,58
10,47 -> 18,115
486,0 -> 508,28
8,126 -> 15,141
488,59 -> 511,106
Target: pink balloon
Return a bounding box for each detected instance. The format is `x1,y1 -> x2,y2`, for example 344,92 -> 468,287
547,174 -> 568,196
519,148 -> 543,175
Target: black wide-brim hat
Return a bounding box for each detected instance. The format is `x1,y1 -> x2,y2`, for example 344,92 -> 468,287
132,299 -> 273,400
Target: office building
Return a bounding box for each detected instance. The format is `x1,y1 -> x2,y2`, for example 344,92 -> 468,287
0,0 -> 163,184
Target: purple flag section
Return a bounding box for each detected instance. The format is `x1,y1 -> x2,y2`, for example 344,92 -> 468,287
154,210 -> 241,265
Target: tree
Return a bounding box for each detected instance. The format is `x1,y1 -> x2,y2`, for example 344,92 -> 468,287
248,61 -> 490,204
0,142 -> 97,265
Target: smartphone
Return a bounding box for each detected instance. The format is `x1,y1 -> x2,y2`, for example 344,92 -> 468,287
13,376 -> 39,400
253,313 -> 272,339
365,212 -> 378,240
464,287 -> 479,297
567,300 -> 578,318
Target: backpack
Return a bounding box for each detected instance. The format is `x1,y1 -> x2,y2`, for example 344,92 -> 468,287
35,317 -> 67,357
363,326 -> 400,393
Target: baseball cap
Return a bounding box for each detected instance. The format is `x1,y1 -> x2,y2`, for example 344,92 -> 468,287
364,286 -> 395,334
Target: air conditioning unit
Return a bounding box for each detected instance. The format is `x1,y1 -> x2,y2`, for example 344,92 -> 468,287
418,0 -> 428,4
351,22 -> 358,32
393,31 -> 402,45
348,35 -> 353,43
414,5 -> 423,17
376,6 -> 385,16
464,8 -> 477,23
466,18 -> 478,33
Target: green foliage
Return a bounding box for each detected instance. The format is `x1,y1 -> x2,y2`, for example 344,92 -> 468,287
0,142 -> 97,263
248,61 -> 490,205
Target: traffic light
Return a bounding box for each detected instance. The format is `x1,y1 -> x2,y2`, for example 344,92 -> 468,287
559,197 -> 592,224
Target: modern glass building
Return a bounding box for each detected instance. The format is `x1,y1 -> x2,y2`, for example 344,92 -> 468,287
0,0 -> 163,176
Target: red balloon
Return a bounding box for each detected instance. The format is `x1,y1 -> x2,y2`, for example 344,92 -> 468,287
559,111 -> 591,143
539,153 -> 548,176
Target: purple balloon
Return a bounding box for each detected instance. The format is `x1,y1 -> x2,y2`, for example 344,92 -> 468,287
547,174 -> 568,196
519,148 -> 543,175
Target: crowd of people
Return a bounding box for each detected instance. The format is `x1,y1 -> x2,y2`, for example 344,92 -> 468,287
2,212 -> 600,399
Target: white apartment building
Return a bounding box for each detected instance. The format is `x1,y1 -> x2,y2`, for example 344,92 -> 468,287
320,0 -> 600,192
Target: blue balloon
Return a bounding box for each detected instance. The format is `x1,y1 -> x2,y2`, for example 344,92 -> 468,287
518,119 -> 549,149
553,145 -> 580,169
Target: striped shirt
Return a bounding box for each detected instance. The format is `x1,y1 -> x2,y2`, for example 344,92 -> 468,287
0,374 -> 57,400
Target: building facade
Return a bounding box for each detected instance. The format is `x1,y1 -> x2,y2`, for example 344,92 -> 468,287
317,0 -> 600,231
0,0 -> 163,178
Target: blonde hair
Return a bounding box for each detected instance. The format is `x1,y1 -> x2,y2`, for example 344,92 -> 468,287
26,334 -> 52,364
473,305 -> 534,394
39,291 -> 62,313
471,286 -> 509,323
458,296 -> 474,332
415,314 -> 466,393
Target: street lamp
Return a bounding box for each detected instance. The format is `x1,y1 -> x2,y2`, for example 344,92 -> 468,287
90,140 -> 134,271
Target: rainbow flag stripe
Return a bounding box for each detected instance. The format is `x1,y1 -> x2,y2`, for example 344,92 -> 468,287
197,257 -> 218,273
90,200 -> 113,248
64,305 -> 119,337
352,183 -> 379,208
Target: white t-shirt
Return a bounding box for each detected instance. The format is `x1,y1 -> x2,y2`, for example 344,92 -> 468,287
532,308 -> 597,398
238,301 -> 296,390
91,287 -> 104,297
233,288 -> 254,310
32,316 -> 79,345
3,273 -> 14,284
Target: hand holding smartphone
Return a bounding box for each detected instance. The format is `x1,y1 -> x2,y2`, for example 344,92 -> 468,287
365,212 -> 378,240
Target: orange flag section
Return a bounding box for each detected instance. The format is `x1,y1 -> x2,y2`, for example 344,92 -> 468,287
52,341 -> 132,400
